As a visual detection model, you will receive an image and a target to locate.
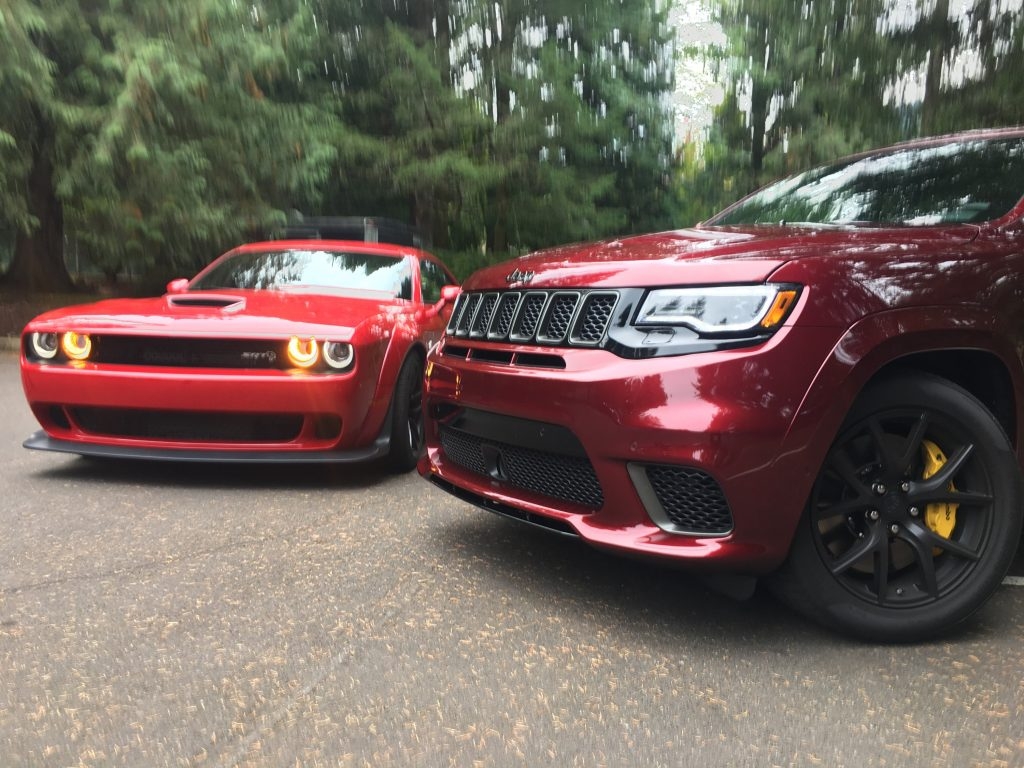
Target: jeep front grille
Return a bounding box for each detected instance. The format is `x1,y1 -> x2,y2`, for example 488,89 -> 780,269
447,290 -> 618,347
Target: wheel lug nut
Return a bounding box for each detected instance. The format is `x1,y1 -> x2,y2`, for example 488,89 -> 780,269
909,506 -> 919,517
873,483 -> 886,495
868,510 -> 880,521
890,524 -> 899,534
900,481 -> 910,492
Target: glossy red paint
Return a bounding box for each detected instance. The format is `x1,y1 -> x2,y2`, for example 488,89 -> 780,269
20,238 -> 458,463
419,128 -> 1024,573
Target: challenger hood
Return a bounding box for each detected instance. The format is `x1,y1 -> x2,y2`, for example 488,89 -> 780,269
24,287 -> 408,339
464,224 -> 981,290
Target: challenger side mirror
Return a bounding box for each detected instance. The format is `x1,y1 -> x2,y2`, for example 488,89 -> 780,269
166,278 -> 190,294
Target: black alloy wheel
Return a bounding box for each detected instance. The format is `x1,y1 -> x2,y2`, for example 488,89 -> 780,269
774,373 -> 1022,641
387,353 -> 426,472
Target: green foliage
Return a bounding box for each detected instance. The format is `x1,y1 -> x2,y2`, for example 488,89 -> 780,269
6,0 -> 1024,292
700,0 -> 1024,213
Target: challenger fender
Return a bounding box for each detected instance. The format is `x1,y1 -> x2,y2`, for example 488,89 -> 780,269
350,313 -> 425,446
764,305 -> 1019,562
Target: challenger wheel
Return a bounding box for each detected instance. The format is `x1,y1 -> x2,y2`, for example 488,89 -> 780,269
775,373 -> 1022,641
386,353 -> 425,473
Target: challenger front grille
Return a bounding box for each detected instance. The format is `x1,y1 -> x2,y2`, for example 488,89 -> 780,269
447,289 -> 618,347
83,336 -> 290,370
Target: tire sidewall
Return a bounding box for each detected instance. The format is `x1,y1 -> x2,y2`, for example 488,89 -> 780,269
386,352 -> 425,473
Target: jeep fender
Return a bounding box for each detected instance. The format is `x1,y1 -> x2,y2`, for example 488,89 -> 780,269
767,305 -> 1021,554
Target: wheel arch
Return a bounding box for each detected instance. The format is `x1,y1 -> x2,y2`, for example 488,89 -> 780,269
351,331 -> 428,446
866,350 -> 1017,447
767,308 -> 1024,563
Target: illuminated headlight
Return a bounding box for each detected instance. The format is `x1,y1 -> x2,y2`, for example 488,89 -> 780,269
287,336 -> 319,368
322,341 -> 354,370
60,331 -> 93,361
635,285 -> 798,335
30,332 -> 59,360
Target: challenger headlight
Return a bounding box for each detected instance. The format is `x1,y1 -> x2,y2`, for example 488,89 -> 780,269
322,341 -> 354,370
286,336 -> 319,368
635,285 -> 798,335
30,332 -> 60,360
61,331 -> 93,361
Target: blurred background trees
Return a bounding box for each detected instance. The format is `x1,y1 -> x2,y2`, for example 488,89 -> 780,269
1,0 -> 1022,291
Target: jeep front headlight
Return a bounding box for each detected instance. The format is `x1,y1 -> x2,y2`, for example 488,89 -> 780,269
635,285 -> 798,336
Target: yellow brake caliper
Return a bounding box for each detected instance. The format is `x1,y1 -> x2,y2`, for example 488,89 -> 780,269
921,439 -> 957,550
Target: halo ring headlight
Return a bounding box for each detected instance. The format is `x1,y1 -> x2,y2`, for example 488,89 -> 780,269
30,332 -> 59,360
322,341 -> 354,370
61,332 -> 92,361
287,336 -> 319,368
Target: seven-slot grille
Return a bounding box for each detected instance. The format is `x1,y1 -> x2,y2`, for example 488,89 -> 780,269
447,290 -> 618,347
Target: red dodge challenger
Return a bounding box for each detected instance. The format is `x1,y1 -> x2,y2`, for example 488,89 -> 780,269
20,218 -> 459,471
419,128 -> 1024,640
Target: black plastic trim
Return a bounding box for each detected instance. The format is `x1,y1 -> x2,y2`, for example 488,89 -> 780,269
447,408 -> 588,457
22,429 -> 391,464
426,474 -> 580,537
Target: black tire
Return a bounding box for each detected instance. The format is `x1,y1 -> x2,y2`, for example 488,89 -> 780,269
386,353 -> 426,473
772,373 -> 1022,642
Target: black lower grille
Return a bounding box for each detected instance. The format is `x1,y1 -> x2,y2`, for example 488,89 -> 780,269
440,423 -> 603,509
70,407 -> 304,443
643,465 -> 733,535
91,336 -> 288,369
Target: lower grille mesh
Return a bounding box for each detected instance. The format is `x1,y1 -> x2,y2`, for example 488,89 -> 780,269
70,407 -> 304,443
644,465 -> 733,534
440,426 -> 604,509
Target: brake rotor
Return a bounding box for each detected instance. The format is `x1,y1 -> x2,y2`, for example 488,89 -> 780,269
921,439 -> 957,544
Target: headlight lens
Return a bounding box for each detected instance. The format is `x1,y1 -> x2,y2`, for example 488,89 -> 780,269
322,341 -> 354,370
287,336 -> 319,368
635,285 -> 798,335
60,332 -> 93,361
30,332 -> 59,360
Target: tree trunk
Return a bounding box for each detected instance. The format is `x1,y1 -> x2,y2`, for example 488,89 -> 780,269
3,109 -> 73,292
920,0 -> 950,135
749,80 -> 769,179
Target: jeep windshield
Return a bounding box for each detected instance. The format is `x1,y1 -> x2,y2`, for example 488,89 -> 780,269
706,137 -> 1024,227
191,249 -> 414,300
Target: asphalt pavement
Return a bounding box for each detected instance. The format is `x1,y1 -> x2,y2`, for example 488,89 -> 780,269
0,350 -> 1022,767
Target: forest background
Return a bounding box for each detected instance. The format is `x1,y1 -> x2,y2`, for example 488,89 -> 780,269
2,0 -> 1023,295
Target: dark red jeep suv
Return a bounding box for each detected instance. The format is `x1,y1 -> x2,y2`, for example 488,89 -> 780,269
419,128 -> 1024,641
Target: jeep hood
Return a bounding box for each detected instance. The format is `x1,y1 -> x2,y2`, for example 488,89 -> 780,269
464,224 -> 981,290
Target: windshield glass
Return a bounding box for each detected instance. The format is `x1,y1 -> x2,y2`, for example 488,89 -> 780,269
707,137 -> 1024,227
190,249 -> 414,300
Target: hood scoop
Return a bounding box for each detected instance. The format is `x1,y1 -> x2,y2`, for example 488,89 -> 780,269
167,294 -> 245,310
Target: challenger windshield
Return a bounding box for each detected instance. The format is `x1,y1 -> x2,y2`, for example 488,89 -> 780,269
707,137 -> 1024,227
191,249 -> 414,300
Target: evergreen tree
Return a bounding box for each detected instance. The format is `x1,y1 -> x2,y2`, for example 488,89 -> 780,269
1,0 -> 329,290
448,0 -> 679,254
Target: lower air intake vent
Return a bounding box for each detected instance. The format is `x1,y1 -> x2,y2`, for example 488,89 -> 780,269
633,464 -> 734,536
440,423 -> 603,509
70,407 -> 303,443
